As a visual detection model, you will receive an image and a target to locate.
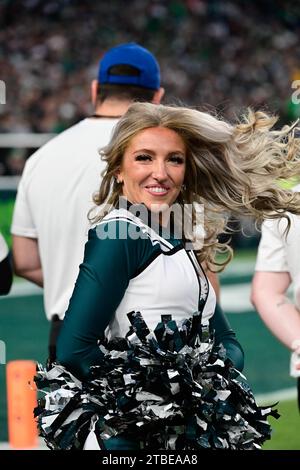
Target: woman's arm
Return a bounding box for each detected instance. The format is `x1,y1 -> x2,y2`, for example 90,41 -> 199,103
210,303 -> 245,372
251,271 -> 300,350
56,222 -> 149,380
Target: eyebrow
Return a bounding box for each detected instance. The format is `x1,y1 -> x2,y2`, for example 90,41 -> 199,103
132,148 -> 186,156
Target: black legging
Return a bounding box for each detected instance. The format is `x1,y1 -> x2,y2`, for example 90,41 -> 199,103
47,314 -> 63,369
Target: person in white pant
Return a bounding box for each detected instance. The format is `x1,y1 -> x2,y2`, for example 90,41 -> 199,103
11,43 -> 165,364
251,184 -> 300,391
0,231 -> 12,295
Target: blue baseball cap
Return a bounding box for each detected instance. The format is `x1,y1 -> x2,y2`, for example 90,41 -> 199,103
98,43 -> 160,90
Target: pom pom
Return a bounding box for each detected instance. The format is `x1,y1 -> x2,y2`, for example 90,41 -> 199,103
34,311 -> 278,450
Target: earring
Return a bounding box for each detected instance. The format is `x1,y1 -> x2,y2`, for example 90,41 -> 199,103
181,184 -> 186,192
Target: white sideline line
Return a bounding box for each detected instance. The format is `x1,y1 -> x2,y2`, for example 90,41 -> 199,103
256,387 -> 297,404
221,284 -> 293,314
1,281 -> 254,314
0,438 -> 48,450
3,281 -> 289,314
3,279 -> 293,317
221,284 -> 252,313
0,281 -> 42,300
1,280 -> 256,314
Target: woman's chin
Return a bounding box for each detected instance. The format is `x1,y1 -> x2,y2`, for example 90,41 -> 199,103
145,201 -> 171,213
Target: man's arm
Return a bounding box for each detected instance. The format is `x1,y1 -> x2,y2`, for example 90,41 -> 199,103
251,271 -> 300,350
12,235 -> 43,287
11,159 -> 43,286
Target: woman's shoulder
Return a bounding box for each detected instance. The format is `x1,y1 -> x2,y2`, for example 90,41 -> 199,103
88,207 -> 181,253
89,208 -> 148,243
99,207 -> 148,230
85,210 -> 162,278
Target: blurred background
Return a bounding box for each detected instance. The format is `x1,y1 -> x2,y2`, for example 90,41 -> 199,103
0,0 -> 300,450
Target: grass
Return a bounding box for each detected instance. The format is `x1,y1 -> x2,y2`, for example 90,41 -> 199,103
0,295 -> 48,442
0,295 -> 299,449
231,248 -> 257,262
263,399 -> 300,450
0,197 -> 15,248
0,191 -> 298,449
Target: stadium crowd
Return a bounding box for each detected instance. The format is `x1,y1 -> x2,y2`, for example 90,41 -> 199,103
1,0 -> 300,175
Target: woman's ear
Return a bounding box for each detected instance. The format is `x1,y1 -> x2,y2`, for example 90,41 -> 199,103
115,170 -> 123,184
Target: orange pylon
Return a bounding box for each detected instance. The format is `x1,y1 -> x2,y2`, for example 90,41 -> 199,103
6,360 -> 38,449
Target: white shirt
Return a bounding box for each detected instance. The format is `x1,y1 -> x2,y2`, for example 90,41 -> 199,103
0,232 -> 8,263
255,183 -> 300,308
11,117 -> 118,320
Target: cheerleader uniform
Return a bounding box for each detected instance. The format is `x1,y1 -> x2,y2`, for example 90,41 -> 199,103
37,203 -> 250,450
57,204 -> 244,381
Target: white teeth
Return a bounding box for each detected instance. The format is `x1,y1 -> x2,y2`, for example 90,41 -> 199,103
147,187 -> 168,193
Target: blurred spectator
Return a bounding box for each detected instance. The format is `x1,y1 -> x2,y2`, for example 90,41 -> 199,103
1,0 -> 300,175
5,149 -> 26,175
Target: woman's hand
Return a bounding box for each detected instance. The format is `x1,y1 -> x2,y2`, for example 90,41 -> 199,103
290,339 -> 300,377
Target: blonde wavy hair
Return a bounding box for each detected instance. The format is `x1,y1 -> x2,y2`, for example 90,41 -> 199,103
92,102 -> 300,270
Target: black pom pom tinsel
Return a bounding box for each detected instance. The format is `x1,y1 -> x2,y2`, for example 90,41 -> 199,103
34,311 -> 279,450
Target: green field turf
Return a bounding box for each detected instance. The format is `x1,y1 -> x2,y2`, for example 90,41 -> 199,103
0,192 -> 15,248
263,399 -> 300,450
0,294 -> 48,442
0,294 -> 298,448
228,311 -> 295,393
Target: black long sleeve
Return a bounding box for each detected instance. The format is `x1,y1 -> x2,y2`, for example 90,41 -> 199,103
0,253 -> 13,295
210,302 -> 245,372
57,223 -> 245,381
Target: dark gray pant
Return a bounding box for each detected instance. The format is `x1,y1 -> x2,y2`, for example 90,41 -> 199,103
47,314 -> 63,369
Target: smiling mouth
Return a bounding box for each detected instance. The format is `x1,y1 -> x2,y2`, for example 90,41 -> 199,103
144,186 -> 170,196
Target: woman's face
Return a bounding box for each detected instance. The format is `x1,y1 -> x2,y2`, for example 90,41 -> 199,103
118,127 -> 186,212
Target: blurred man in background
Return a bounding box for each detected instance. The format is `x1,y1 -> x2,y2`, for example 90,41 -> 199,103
11,43 -> 165,364
0,231 -> 12,295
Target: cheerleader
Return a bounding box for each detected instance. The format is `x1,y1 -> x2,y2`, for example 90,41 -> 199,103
35,102 -> 300,450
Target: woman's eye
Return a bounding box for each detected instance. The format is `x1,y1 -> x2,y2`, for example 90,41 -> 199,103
169,155 -> 185,164
135,154 -> 152,161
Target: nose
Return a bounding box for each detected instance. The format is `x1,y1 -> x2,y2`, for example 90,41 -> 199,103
152,160 -> 168,181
